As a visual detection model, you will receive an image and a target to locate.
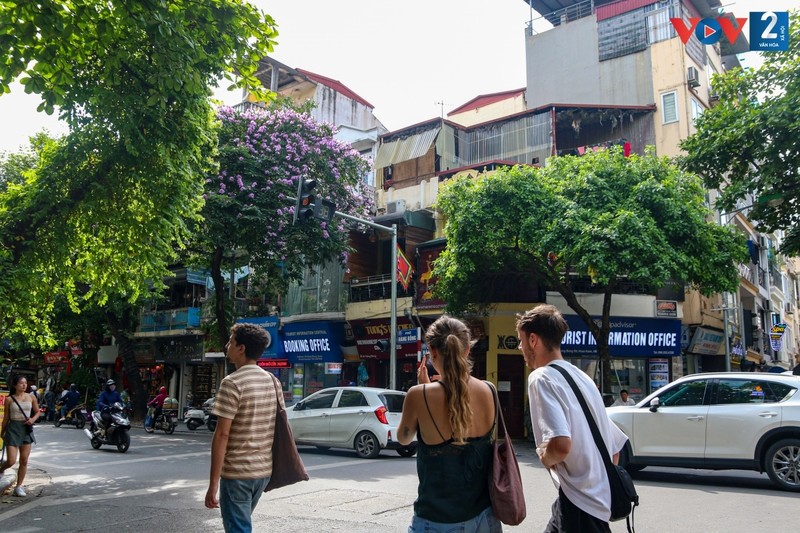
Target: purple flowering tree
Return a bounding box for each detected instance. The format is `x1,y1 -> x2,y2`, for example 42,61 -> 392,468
193,106 -> 373,348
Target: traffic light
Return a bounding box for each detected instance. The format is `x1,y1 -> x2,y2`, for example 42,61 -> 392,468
295,178 -> 317,223
375,340 -> 390,352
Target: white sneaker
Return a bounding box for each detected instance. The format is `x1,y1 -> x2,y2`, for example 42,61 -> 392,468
13,486 -> 26,497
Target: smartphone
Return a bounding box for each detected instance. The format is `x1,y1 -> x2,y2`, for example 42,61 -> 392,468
426,358 -> 438,377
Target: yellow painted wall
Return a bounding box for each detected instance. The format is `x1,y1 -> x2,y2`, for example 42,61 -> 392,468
448,94 -> 527,128
485,303 -> 535,384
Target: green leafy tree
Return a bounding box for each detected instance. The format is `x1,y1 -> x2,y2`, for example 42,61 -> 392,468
681,11 -> 800,253
435,148 -> 747,390
190,106 -> 373,348
0,1 -> 279,348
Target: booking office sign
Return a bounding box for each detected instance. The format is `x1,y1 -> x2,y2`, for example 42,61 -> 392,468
671,11 -> 789,52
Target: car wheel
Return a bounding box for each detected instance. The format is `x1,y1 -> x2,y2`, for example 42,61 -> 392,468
354,431 -> 381,459
765,438 -> 800,492
396,445 -> 417,458
618,444 -> 644,474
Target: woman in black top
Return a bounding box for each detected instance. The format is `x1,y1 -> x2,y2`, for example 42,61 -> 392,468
0,374 -> 40,497
398,315 -> 501,532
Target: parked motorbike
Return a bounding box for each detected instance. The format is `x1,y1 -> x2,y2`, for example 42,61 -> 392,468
183,405 -> 207,431
185,396 -> 217,431
54,402 -> 88,429
148,409 -> 177,434
83,402 -> 131,453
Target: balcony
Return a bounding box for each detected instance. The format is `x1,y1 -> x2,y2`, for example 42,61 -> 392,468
137,307 -> 201,335
349,274 -> 414,303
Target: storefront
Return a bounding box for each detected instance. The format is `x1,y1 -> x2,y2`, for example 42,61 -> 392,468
561,315 -> 682,403
281,320 -> 347,402
153,334 -> 203,410
350,317 -> 434,390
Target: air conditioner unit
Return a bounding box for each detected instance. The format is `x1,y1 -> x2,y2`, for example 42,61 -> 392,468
687,66 -> 700,88
785,302 -> 795,315
759,235 -> 769,248
386,199 -> 406,216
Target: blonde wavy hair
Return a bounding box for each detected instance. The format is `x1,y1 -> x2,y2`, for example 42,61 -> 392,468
424,315 -> 473,444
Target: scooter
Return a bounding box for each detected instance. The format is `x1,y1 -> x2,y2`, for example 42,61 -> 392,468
148,409 -> 177,434
203,396 -> 217,431
83,402 -> 131,453
183,405 -> 207,431
54,402 -> 88,429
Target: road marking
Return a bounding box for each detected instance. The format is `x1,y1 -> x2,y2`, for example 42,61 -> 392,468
34,451 -> 210,470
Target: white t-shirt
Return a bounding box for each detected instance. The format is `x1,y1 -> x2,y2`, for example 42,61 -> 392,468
528,360 -> 629,521
611,397 -> 637,407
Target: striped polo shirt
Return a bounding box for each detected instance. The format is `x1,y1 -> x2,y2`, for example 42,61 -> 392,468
213,364 -> 282,479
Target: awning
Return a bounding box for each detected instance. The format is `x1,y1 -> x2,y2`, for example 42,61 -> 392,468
374,127 -> 440,168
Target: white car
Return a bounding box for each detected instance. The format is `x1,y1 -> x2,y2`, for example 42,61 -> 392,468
286,387 -> 416,459
607,372 -> 800,491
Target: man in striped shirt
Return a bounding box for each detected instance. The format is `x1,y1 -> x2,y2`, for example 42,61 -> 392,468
205,323 -> 282,533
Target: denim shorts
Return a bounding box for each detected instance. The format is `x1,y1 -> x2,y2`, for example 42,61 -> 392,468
409,506 -> 503,533
219,476 -> 270,533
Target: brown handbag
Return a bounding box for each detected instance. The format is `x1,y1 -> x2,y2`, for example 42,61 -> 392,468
264,374 -> 309,492
485,381 -> 526,525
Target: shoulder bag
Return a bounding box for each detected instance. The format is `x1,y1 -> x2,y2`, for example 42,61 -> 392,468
10,395 -> 36,444
484,380 -> 526,525
264,373 -> 309,492
549,364 -> 638,533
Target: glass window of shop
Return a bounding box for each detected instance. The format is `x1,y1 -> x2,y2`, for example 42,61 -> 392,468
302,363 -> 340,397
564,357 -> 648,404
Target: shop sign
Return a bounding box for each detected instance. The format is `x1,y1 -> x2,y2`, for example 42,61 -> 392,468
497,335 -> 519,350
416,243 -> 447,309
44,350 -> 69,365
236,316 -> 281,357
687,326 -> 724,355
281,321 -> 345,364
350,317 -> 434,359
325,363 -> 343,375
155,335 -> 204,363
655,300 -> 678,318
257,358 -> 291,369
562,315 -> 681,357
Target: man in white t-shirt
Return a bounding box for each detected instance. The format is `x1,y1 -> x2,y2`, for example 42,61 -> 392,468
611,389 -> 637,407
517,305 -> 628,533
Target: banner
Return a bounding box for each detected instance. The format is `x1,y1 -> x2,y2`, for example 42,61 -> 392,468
396,245 -> 413,291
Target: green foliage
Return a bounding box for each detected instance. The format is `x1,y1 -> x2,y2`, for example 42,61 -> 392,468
681,10 -> 800,253
435,148 -> 748,313
0,1 -> 278,345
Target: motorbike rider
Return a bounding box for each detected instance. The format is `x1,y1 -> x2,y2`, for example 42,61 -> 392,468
146,386 -> 169,433
60,384 -> 80,421
96,379 -> 123,436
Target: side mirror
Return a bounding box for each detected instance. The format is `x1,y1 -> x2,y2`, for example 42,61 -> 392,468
294,401 -> 305,411
649,397 -> 660,413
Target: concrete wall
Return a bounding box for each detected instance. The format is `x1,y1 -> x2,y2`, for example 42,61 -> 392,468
525,16 -> 654,109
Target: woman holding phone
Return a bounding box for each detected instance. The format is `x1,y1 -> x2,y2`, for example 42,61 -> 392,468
397,315 -> 501,533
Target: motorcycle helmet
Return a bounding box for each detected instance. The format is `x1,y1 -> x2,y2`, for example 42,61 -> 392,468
106,379 -> 115,386
159,386 -> 167,394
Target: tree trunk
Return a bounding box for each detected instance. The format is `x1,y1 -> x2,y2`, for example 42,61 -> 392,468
211,246 -> 229,353
105,307 -> 148,420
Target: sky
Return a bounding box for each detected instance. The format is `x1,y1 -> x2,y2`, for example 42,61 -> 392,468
1,0 -> 798,154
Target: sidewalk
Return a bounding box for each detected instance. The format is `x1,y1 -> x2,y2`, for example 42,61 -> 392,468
0,468 -> 49,504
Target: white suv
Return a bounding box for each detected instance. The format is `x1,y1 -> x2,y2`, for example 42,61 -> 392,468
607,372 -> 800,491
287,387 -> 416,459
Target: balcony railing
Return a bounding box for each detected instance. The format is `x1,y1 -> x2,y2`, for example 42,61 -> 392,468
138,307 -> 201,333
349,274 -> 414,303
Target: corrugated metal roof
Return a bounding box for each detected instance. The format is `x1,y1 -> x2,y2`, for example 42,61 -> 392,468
374,127 -> 440,168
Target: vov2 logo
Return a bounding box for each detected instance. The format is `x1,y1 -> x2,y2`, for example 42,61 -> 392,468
670,11 -> 789,51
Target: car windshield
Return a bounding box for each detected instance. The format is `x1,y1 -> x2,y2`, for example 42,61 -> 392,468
379,393 -> 406,412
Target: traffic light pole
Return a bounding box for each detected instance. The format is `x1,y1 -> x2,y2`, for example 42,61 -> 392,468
334,212 -> 399,390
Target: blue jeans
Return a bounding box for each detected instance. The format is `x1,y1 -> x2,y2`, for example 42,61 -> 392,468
409,506 -> 502,533
219,476 -> 270,533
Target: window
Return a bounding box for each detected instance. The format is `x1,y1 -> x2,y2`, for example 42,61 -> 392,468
337,390 -> 368,408
658,379 -> 708,406
715,379 -> 795,404
379,393 -> 407,413
690,98 -> 703,122
302,389 -> 338,410
661,91 -> 678,124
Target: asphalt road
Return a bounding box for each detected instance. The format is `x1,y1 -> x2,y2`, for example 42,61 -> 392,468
0,422 -> 795,532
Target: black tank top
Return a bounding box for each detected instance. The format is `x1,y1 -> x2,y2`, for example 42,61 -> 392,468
413,385 -> 493,523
